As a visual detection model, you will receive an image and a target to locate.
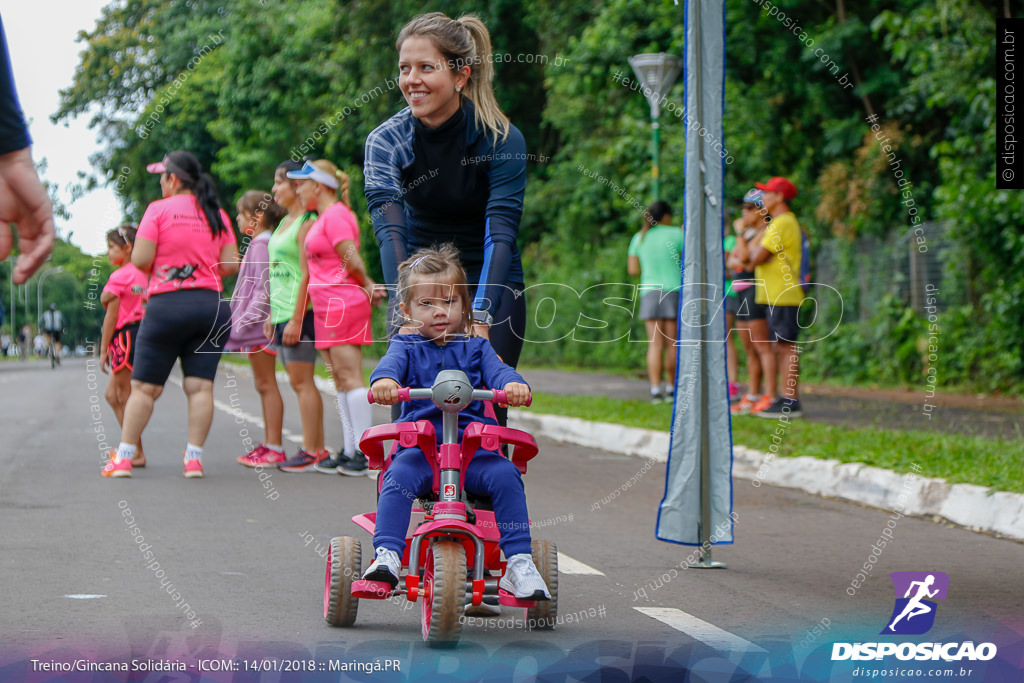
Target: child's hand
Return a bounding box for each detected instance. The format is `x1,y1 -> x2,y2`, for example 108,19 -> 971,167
99,350 -> 110,375
370,378 -> 401,405
502,382 -> 531,408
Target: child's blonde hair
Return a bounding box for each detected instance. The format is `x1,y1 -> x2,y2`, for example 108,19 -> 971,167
397,244 -> 471,334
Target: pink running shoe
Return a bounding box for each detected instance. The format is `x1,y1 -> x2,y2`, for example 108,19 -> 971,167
237,445 -> 287,467
102,457 -> 132,478
183,457 -> 204,479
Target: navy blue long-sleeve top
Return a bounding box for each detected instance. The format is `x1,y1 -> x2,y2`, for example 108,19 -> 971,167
0,14 -> 31,155
369,334 -> 527,438
364,99 -> 526,317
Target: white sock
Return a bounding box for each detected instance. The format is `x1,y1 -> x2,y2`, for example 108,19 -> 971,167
336,391 -> 355,457
346,387 -> 372,455
185,443 -> 203,462
265,444 -> 284,453
664,383 -> 674,396
116,442 -> 137,464
650,385 -> 661,396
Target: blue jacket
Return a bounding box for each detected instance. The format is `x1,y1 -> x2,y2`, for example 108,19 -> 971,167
369,334 -> 527,437
363,100 -> 526,317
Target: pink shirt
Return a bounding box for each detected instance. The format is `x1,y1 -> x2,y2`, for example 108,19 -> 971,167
305,202 -> 361,290
136,194 -> 236,296
102,264 -> 148,330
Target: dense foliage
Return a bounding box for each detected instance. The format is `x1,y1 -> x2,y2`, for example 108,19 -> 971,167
37,0 -> 1021,392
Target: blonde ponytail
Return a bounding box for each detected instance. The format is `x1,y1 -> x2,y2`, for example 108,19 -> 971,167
311,159 -> 351,207
456,15 -> 510,144
337,170 -> 351,208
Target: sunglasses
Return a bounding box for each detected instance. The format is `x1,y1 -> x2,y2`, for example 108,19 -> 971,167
741,204 -> 758,210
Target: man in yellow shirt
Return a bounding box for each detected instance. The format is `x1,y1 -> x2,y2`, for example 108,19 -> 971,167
747,177 -> 803,418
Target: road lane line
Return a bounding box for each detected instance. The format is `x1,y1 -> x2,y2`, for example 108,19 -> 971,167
634,607 -> 767,653
557,553 -> 605,575
170,376 -> 304,445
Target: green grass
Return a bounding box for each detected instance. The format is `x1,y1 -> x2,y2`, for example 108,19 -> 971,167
222,354 -> 1024,493
528,392 -> 1024,494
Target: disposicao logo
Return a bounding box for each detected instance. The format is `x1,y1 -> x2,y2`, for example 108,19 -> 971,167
882,571 -> 948,635
831,571 -> 997,662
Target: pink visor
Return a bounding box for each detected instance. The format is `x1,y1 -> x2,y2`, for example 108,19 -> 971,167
146,157 -> 168,174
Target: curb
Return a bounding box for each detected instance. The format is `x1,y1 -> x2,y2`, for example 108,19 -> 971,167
228,364 -> 1024,543
508,412 -> 1024,543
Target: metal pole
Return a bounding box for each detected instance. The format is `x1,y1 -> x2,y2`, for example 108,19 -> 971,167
7,259 -> 14,348
37,267 -> 59,336
688,0 -> 723,569
652,117 -> 662,202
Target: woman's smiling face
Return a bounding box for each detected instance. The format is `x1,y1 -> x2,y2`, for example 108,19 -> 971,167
398,36 -> 468,128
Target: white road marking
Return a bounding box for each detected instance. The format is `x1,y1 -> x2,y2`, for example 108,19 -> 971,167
557,553 -> 605,575
634,607 -> 768,653
64,594 -> 106,599
169,375 -> 304,446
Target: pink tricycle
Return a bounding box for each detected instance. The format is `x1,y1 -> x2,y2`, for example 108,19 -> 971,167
323,369 -> 558,646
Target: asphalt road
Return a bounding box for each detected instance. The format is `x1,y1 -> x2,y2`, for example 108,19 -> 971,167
1,358 -> 1021,682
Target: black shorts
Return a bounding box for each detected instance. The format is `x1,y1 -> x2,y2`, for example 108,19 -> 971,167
273,308 -> 318,364
734,285 -> 767,321
767,305 -> 801,343
725,293 -> 740,316
108,322 -> 141,374
132,289 -> 232,385
45,330 -> 63,343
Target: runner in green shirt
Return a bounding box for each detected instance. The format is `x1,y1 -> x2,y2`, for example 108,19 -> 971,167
628,201 -> 683,403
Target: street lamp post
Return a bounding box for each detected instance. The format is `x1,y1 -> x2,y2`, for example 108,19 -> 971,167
6,257 -> 14,344
628,53 -> 683,203
37,266 -> 63,331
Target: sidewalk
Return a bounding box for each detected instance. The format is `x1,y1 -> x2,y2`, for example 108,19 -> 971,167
522,367 -> 1024,441
264,359 -> 1024,542
514,367 -> 1024,543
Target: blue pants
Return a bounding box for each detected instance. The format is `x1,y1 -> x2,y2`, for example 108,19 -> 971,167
374,449 -> 533,557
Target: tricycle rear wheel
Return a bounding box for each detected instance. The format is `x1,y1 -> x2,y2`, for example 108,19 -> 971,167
325,536 -> 361,627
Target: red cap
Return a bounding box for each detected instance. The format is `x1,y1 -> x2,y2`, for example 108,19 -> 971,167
755,177 -> 798,201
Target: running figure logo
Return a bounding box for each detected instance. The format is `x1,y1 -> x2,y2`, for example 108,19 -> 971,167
881,571 -> 949,635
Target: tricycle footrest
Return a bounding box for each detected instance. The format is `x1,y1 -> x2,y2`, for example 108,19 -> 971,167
497,588 -> 537,608
351,579 -> 395,599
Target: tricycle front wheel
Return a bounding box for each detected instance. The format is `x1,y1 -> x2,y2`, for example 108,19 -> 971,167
422,540 -> 466,646
526,539 -> 558,629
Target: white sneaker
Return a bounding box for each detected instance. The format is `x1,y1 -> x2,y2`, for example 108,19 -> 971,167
499,553 -> 551,600
362,547 -> 401,588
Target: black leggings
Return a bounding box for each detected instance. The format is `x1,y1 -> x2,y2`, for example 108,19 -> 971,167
132,289 -> 231,385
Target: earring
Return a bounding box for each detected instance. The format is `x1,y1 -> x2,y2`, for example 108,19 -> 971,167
456,85 -> 463,92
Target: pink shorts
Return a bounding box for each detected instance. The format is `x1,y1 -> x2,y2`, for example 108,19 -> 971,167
309,284 -> 373,349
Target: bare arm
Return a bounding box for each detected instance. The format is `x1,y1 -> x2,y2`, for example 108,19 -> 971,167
98,293 -> 120,373
132,237 -> 156,274
218,241 -> 240,277
627,255 -> 641,277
